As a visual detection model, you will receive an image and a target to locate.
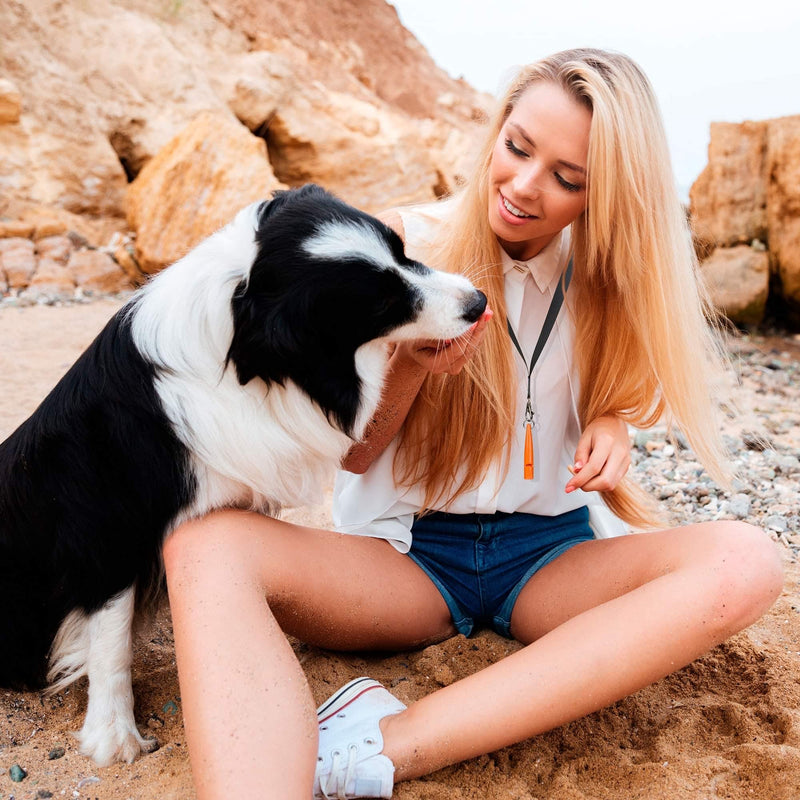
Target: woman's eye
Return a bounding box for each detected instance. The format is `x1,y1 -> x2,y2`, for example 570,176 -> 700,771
504,138 -> 527,157
555,173 -> 582,193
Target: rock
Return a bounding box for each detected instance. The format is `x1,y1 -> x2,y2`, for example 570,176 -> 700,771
764,515 -> 788,533
68,249 -> 132,294
728,494 -> 752,519
0,238 -> 36,288
690,115 -> 800,326
222,0 -> 490,126
47,746 -> 65,760
126,110 -> 285,274
9,763 -> 27,782
0,77 -> 22,124
219,50 -> 296,132
0,0 -> 489,229
0,2 -> 226,217
35,235 -> 72,264
28,257 -> 76,295
0,112 -> 128,218
699,245 -> 770,326
766,116 -> 800,315
690,121 -> 768,247
0,219 -> 35,238
0,197 -> 126,249
162,699 -> 179,716
265,88 -> 478,214
112,242 -> 144,285
33,219 -> 69,240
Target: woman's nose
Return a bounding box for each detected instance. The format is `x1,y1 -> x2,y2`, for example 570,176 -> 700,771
513,162 -> 544,199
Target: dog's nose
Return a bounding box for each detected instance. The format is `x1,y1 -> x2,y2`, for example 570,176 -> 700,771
462,290 -> 487,323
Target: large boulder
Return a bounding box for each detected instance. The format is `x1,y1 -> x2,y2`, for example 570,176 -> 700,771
690,115 -> 800,326
126,111 -> 284,274
0,108 -> 129,219
68,249 -> 131,295
766,116 -> 800,313
264,87 -> 479,214
699,245 -> 770,327
0,238 -> 36,289
690,121 -> 768,248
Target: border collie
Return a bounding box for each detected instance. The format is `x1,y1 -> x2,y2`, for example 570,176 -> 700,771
0,184 -> 486,765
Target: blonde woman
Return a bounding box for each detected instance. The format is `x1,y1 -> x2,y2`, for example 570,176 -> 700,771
163,49 -> 783,799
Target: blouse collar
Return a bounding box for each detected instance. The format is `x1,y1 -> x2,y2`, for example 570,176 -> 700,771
501,229 -> 566,294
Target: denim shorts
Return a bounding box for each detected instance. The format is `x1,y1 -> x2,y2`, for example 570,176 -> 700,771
408,506 -> 593,638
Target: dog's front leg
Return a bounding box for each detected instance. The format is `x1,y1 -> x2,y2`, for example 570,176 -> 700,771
77,586 -> 157,765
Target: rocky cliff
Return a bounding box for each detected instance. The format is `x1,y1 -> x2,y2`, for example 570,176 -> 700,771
0,0 -> 490,282
1,1 -> 798,330
690,116 -> 800,328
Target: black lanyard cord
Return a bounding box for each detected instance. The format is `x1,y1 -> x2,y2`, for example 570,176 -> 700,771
506,256 -> 574,425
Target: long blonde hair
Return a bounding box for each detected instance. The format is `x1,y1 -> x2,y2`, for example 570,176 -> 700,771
394,48 -> 730,527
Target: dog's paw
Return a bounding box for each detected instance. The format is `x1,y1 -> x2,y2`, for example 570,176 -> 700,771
77,717 -> 158,766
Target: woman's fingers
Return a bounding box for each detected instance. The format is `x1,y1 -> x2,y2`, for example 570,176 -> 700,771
405,308 -> 493,375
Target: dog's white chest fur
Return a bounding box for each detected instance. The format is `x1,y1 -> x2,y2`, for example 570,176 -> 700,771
156,339 -> 388,520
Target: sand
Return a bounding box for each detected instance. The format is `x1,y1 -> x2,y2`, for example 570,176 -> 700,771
1,299 -> 799,800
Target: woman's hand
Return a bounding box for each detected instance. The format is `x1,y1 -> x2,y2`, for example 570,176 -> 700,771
395,308 -> 493,375
341,308 -> 492,473
565,414 -> 631,494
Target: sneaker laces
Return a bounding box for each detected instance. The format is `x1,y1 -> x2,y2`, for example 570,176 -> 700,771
319,742 -> 359,800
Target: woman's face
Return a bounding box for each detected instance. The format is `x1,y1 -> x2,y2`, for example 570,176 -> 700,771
488,81 -> 591,261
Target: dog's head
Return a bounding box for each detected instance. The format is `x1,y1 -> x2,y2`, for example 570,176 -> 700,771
227,184 -> 486,435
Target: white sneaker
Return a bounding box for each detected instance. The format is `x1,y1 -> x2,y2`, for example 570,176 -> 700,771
314,677 -> 406,799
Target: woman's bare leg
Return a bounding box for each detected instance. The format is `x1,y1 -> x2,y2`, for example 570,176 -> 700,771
379,521 -> 783,779
163,509 -> 454,800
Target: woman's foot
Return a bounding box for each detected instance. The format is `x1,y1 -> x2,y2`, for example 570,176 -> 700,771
314,678 -> 406,799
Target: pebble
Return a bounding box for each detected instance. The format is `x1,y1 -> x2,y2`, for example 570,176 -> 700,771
628,333 -> 799,556
728,494 -> 752,519
765,515 -> 789,533
47,746 -> 65,760
9,764 -> 27,781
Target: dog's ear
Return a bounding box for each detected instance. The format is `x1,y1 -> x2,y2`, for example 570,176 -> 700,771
255,194 -> 287,226
257,184 -> 329,228
226,281 -> 300,388
226,285 -> 270,386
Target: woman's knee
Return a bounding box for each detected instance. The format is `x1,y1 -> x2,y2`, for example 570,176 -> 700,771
699,520 -> 784,633
162,508 -> 268,578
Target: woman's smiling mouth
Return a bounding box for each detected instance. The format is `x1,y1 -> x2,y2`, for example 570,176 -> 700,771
502,196 -> 534,218
498,193 -> 538,226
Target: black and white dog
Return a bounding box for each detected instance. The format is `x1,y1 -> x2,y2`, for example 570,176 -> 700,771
0,184 -> 486,765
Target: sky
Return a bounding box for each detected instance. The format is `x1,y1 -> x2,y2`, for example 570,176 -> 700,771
389,0 -> 800,199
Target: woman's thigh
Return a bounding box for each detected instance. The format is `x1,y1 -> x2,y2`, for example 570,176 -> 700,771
163,508 -> 457,652
509,520 -> 783,644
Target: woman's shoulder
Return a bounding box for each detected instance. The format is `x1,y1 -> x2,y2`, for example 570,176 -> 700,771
381,197 -> 458,251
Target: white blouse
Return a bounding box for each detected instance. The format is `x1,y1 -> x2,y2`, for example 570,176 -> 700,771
332,199 -> 610,552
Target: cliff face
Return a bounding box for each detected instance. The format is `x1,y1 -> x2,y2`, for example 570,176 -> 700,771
0,0 -> 492,274
690,116 -> 800,327
2,2 -> 798,327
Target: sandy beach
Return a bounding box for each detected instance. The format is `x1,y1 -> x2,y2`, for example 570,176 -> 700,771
1,299 -> 799,800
